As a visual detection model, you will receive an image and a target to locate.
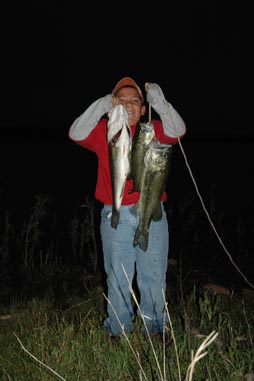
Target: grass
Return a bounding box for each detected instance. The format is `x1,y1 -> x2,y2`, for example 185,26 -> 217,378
0,283 -> 254,380
0,190 -> 254,380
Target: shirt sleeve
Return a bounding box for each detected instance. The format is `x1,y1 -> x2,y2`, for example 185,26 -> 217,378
68,94 -> 112,141
146,83 -> 186,138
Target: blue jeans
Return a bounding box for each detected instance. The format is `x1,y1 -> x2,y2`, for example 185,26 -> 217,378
100,203 -> 169,335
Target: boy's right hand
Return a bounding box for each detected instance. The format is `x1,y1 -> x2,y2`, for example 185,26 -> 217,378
112,95 -> 121,106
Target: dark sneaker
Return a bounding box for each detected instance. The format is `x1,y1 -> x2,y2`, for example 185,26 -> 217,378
150,332 -> 171,347
109,334 -> 121,345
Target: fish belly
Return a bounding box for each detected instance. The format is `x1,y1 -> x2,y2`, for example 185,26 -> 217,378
133,171 -> 164,251
130,123 -> 154,192
109,131 -> 131,229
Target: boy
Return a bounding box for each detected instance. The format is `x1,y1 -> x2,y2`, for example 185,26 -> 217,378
69,77 -> 186,343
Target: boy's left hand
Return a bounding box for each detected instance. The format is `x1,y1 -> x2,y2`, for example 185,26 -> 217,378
145,83 -> 165,106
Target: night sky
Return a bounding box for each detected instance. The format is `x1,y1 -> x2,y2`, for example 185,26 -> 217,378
1,2 -> 253,227
2,3 -> 252,132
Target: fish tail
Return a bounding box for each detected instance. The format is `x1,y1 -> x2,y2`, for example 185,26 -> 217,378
133,225 -> 149,252
111,209 -> 120,229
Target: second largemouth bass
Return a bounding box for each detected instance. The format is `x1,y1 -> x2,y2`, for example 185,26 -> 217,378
130,122 -> 155,192
132,139 -> 173,251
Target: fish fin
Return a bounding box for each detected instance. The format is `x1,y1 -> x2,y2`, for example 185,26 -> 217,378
111,209 -> 120,229
111,128 -> 122,145
152,203 -> 163,221
133,226 -> 149,252
130,180 -> 140,193
131,201 -> 140,216
121,181 -> 127,198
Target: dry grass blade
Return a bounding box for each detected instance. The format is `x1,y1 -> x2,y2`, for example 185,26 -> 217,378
162,290 -> 182,381
103,293 -> 148,381
121,264 -> 164,380
14,333 -> 67,381
185,330 -> 218,381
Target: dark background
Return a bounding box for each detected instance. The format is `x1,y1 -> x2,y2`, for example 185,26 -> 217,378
1,2 -> 253,287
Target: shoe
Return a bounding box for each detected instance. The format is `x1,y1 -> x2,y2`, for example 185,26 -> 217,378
151,332 -> 171,347
109,334 -> 121,345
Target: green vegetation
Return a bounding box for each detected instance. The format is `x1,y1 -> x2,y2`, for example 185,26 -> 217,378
1,284 -> 253,380
0,190 -> 253,380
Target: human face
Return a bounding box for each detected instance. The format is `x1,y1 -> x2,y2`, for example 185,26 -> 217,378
115,87 -> 146,126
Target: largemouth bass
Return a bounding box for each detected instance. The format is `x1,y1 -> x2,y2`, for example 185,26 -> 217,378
107,104 -> 132,229
132,139 -> 173,251
130,122 -> 155,192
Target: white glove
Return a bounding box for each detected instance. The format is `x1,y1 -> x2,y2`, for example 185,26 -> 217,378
146,83 -> 166,108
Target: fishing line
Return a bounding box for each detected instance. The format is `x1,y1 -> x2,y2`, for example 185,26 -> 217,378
148,103 -> 152,124
156,101 -> 254,290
